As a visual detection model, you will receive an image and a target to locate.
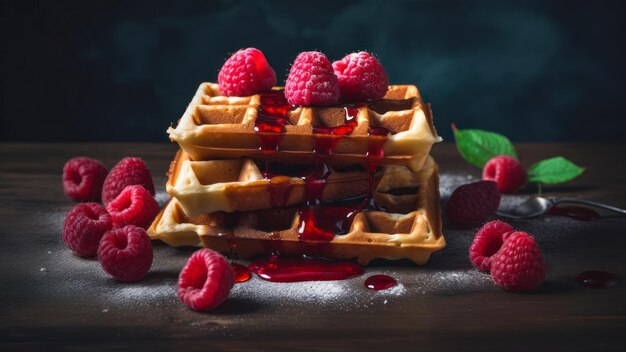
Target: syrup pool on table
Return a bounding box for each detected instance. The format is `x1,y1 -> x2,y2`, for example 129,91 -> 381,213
576,271 -> 620,289
364,274 -> 398,291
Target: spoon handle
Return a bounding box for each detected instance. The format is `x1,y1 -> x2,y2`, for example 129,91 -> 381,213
553,198 -> 626,215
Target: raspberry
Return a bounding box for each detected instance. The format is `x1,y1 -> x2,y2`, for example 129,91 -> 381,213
102,157 -> 155,206
218,48 -> 276,97
285,51 -> 340,106
446,180 -> 501,228
106,185 -> 159,229
62,203 -> 112,257
97,225 -> 153,282
483,155 -> 527,193
469,220 -> 514,271
63,157 -> 107,201
332,51 -> 389,101
178,249 -> 235,311
491,231 -> 546,291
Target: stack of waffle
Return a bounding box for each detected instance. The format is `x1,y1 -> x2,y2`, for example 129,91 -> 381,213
149,83 -> 445,265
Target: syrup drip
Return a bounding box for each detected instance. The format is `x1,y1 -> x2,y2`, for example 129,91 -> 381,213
576,271 -> 620,289
295,107 -> 390,241
364,274 -> 398,291
231,263 -> 252,283
267,179 -> 294,208
547,205 -> 600,221
253,93 -> 390,263
254,92 -> 295,175
248,256 -> 364,282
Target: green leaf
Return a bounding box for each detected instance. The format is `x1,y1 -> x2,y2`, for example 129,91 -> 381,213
452,125 -> 518,168
527,157 -> 585,184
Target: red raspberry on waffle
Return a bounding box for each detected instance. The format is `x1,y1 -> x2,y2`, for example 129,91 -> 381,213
285,51 -> 340,106
333,51 -> 389,101
218,48 -> 276,97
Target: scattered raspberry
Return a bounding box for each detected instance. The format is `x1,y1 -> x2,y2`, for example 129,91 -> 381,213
178,249 -> 235,311
102,157 -> 155,206
491,231 -> 546,291
469,220 -> 514,271
285,51 -> 340,106
63,157 -> 107,201
97,225 -> 153,282
446,180 -> 501,228
106,185 -> 159,229
218,48 -> 276,97
62,203 -> 112,257
332,51 -> 389,101
483,155 -> 527,193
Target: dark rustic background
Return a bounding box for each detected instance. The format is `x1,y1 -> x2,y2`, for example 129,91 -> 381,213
2,0 -> 626,142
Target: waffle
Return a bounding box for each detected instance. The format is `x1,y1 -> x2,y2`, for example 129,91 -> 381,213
167,83 -> 440,170
149,156 -> 444,265
168,149 -> 429,217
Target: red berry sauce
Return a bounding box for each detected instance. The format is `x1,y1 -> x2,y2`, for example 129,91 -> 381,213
248,256 -> 364,282
231,262 -> 252,283
247,92 -> 394,282
364,274 -> 397,291
548,205 -> 600,221
576,271 -> 620,289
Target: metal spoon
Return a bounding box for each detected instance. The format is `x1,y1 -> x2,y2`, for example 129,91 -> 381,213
497,196 -> 626,219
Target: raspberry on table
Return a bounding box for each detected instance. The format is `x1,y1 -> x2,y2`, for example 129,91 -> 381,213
106,185 -> 159,229
63,202 -> 112,257
445,180 -> 501,228
218,48 -> 276,97
491,231 -> 546,291
469,220 -> 514,271
483,155 -> 527,193
97,225 -> 153,282
285,51 -> 340,106
178,248 -> 235,311
102,157 -> 155,206
63,157 -> 107,201
332,51 -> 389,101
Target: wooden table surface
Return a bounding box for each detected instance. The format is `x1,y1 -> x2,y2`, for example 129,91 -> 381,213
1,142 -> 625,351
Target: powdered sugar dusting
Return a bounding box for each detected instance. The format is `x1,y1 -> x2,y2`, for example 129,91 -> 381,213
20,167 -> 624,316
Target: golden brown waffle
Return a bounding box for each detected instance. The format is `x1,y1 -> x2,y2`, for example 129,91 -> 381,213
167,83 -> 440,170
149,156 -> 444,265
168,150 -> 429,217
